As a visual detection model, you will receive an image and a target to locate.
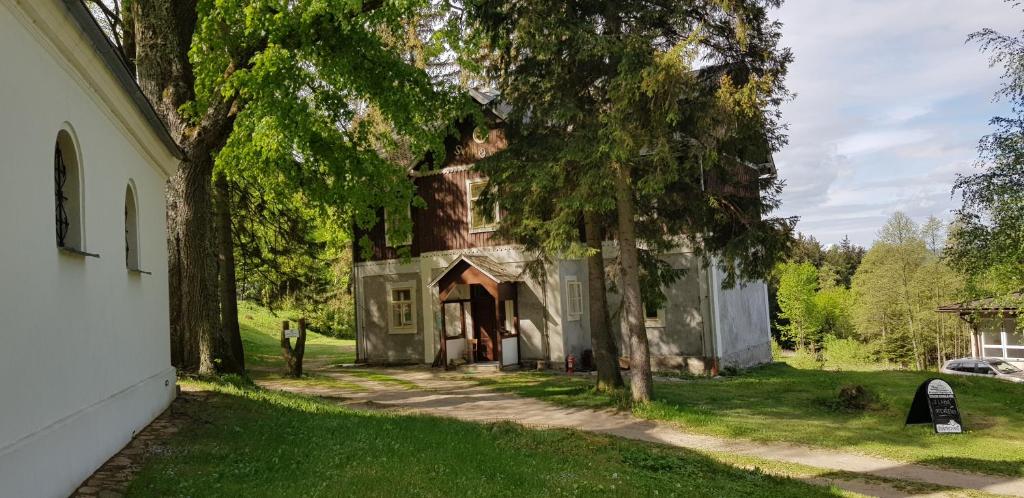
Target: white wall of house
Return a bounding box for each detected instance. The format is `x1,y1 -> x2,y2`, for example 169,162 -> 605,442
707,260 -> 773,369
0,2 -> 178,496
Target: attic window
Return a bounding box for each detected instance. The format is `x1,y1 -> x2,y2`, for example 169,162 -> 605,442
467,179 -> 499,233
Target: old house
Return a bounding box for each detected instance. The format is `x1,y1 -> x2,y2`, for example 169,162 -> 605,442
0,1 -> 180,496
353,90 -> 774,374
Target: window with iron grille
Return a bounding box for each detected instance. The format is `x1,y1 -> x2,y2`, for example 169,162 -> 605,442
54,142 -> 70,247
54,129 -> 83,251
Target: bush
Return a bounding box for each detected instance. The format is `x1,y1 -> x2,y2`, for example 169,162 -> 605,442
821,335 -> 876,369
771,339 -> 784,361
787,348 -> 824,370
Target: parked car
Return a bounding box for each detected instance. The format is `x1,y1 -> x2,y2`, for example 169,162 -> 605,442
940,358 -> 1024,383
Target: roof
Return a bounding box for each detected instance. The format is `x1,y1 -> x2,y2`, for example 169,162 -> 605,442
469,87 -> 512,121
428,254 -> 522,287
61,0 -> 184,160
937,293 -> 1021,314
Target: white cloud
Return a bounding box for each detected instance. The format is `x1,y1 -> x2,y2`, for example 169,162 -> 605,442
773,0 -> 1017,246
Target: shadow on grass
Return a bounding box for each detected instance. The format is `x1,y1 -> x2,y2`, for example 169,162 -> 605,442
471,363 -> 1024,477
126,378 -> 843,498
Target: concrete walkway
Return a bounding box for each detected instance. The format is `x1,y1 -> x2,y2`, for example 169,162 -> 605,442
257,367 -> 1024,498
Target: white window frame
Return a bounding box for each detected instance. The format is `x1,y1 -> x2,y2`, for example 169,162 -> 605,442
503,300 -> 516,335
467,179 -> 499,233
565,276 -> 583,321
386,281 -> 417,334
644,303 -> 666,328
385,204 -> 413,248
980,319 -> 1024,359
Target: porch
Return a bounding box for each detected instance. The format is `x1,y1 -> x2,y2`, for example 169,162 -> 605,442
429,255 -> 522,369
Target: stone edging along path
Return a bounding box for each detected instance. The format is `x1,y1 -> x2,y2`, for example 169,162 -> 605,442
257,367 -> 1024,498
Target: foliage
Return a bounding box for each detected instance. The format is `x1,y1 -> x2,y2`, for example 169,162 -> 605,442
471,359 -> 1024,477
463,0 -> 795,297
949,5 -> 1024,307
851,213 -> 969,369
821,335 -> 876,369
774,262 -> 854,350
775,262 -> 821,348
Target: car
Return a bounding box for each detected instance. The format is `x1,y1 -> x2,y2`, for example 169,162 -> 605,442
940,358 -> 1024,384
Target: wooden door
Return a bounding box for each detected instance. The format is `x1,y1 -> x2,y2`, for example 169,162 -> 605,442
471,285 -> 497,362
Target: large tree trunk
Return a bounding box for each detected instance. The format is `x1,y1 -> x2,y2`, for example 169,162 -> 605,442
167,157 -> 218,374
215,172 -> 245,373
612,163 -> 653,403
134,0 -> 237,374
584,212 -> 623,391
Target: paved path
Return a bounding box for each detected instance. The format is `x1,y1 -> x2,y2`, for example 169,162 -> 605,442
257,367 -> 1024,498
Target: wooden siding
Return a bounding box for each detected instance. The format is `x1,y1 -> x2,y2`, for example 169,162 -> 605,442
355,119 -> 510,262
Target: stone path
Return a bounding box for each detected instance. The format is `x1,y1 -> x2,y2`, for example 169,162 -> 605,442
71,392 -> 200,498
258,367 -> 1024,498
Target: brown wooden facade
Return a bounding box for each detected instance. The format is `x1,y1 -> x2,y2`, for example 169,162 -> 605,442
354,119 -> 510,263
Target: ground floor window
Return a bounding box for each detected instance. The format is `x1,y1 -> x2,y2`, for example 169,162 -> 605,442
644,302 -> 665,327
980,319 -> 1023,359
388,284 -> 416,333
565,277 -> 583,321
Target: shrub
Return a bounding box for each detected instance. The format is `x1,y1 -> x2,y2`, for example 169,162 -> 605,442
787,348 -> 824,370
771,339 -> 784,361
821,335 -> 876,369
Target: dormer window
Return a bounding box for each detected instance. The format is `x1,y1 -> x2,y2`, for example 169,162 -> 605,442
467,179 -> 499,233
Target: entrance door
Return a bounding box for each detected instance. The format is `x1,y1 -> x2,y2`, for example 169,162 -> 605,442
470,284 -> 497,362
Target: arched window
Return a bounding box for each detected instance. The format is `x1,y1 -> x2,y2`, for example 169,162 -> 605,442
125,183 -> 140,270
54,129 -> 83,250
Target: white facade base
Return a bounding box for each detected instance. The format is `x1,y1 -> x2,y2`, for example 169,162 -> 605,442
0,367 -> 176,498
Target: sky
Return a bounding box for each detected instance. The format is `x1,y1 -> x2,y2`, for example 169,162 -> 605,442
773,0 -> 1020,247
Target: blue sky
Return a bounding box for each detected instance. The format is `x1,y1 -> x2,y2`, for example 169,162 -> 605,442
773,0 -> 1020,247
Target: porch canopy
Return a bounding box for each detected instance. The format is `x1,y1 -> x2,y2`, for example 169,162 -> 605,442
428,255 -> 522,368
938,293 -> 1020,318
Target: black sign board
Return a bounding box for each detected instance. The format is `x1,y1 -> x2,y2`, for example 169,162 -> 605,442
905,378 -> 963,434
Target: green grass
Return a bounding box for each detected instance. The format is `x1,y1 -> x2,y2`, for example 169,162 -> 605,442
239,301 -> 355,371
469,359 -> 1024,477
127,377 -> 847,497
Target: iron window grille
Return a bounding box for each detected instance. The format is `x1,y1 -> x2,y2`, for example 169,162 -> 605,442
55,143 -> 70,247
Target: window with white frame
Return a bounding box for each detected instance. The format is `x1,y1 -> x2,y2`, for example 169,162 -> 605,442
388,283 -> 416,333
467,179 -> 499,232
385,205 -> 412,247
503,300 -> 516,334
644,302 -> 665,327
565,277 -> 583,321
981,318 -> 1023,359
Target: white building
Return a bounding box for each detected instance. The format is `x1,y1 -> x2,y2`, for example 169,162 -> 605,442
0,1 -> 180,496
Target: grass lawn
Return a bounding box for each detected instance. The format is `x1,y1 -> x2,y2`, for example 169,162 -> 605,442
239,301 -> 355,371
467,360 -> 1024,477
126,377 -> 846,497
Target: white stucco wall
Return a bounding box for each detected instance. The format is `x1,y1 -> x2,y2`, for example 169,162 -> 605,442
0,2 -> 178,497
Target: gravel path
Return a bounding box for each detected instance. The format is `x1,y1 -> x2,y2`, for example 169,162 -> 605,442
257,366 -> 1024,498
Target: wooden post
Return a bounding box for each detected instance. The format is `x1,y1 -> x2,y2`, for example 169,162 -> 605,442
281,319 -> 308,378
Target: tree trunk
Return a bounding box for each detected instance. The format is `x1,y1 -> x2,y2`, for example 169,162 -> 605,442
133,0 -> 239,374
612,163 -> 653,403
167,156 -> 218,374
584,211 -> 623,391
215,172 -> 245,373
